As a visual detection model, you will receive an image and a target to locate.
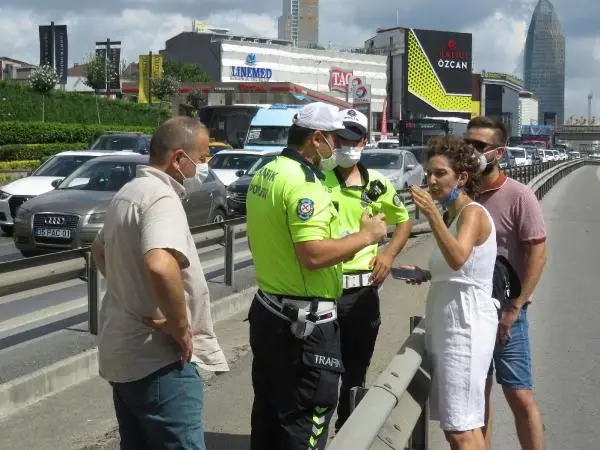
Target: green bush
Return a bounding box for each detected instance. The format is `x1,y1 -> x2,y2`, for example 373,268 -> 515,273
0,81 -> 169,125
0,122 -> 155,146
0,160 -> 41,170
0,142 -> 88,161
0,174 -> 21,185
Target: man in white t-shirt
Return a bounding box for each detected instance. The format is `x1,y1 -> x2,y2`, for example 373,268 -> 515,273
91,116 -> 228,450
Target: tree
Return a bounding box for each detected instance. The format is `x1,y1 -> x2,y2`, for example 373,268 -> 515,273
151,75 -> 181,101
83,53 -> 119,92
28,65 -> 59,122
163,60 -> 211,82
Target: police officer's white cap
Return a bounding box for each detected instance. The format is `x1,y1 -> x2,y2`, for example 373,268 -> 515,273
293,102 -> 361,141
338,109 -> 368,141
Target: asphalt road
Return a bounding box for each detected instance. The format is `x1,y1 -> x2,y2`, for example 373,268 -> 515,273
1,166 -> 599,449
0,237 -> 257,384
0,233 -> 20,263
476,165 -> 600,449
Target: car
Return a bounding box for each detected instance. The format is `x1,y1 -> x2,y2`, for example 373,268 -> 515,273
499,148 -> 517,169
89,132 -> 152,154
226,150 -> 282,217
403,145 -> 429,166
13,154 -> 228,257
506,147 -> 531,166
360,149 -> 425,190
376,139 -> 401,149
208,139 -> 233,159
0,151 -> 118,235
208,149 -> 277,186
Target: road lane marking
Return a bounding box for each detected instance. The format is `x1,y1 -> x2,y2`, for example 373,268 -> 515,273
0,298 -> 87,335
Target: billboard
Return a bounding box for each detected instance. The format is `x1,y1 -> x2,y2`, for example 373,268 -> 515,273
138,54 -> 163,104
39,25 -> 54,68
39,24 -> 68,85
404,28 -> 473,119
54,25 -> 68,85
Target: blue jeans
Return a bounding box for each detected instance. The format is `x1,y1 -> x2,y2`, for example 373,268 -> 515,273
111,362 -> 205,450
488,307 -> 533,389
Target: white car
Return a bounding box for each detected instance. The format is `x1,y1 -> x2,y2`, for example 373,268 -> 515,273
507,147 -> 532,166
208,149 -> 281,186
360,149 -> 425,191
0,150 -> 119,234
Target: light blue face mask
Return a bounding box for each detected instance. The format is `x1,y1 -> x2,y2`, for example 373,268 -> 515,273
439,186 -> 461,207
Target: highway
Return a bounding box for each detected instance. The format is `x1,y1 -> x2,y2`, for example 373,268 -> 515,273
1,165 -> 598,448
0,231 -> 258,384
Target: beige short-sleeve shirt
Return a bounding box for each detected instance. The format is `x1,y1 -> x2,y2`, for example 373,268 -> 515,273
96,166 -> 228,383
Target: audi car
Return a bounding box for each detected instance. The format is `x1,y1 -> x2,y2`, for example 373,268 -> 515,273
0,151 -> 118,235
13,153 -> 228,257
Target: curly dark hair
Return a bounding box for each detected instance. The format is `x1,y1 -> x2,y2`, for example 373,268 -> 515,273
425,135 -> 482,197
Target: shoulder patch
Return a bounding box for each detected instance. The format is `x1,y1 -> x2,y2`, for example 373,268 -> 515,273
393,193 -> 403,207
296,198 -> 315,221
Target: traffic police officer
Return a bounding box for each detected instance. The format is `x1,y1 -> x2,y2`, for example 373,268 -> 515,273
322,109 -> 413,432
246,102 -> 388,450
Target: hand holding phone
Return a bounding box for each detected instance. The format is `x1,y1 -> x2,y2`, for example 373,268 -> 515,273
391,265 -> 431,284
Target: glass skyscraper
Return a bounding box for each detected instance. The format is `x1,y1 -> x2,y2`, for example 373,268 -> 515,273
524,0 -> 566,126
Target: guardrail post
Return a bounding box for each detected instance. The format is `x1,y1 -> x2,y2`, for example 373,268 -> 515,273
408,315 -> 428,450
224,224 -> 235,286
86,251 -> 100,335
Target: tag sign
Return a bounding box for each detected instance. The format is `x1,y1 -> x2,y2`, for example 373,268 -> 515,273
329,67 -> 353,92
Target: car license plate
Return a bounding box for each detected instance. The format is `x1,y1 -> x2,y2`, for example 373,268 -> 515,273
34,228 -> 71,239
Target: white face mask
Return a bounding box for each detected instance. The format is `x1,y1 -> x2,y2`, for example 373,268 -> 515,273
179,153 -> 210,192
317,136 -> 338,171
473,149 -> 498,174
336,145 -> 363,168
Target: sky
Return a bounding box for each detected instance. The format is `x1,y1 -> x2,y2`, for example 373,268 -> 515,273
0,0 -> 596,118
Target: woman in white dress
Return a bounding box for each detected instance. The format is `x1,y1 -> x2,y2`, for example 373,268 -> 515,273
401,135 -> 498,450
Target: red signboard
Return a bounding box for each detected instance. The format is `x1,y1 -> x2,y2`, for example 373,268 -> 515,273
329,67 -> 353,92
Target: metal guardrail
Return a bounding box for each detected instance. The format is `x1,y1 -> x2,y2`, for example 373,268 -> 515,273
327,158 -> 599,450
0,159 -> 575,338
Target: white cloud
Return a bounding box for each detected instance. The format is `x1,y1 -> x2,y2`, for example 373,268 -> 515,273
0,2 -> 596,118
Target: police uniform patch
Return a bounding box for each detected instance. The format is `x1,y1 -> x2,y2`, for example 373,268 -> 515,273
393,193 -> 402,207
296,198 -> 315,221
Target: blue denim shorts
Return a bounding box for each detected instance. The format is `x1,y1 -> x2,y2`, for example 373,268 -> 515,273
487,307 -> 533,389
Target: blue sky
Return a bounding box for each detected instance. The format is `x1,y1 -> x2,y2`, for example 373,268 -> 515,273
0,0 -> 595,118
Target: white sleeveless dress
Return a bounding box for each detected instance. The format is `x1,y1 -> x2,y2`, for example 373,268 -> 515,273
425,202 -> 499,431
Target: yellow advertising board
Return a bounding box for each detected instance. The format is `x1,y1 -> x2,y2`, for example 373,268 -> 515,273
138,53 -> 163,104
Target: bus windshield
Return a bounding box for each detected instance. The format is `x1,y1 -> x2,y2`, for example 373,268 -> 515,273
246,126 -> 288,146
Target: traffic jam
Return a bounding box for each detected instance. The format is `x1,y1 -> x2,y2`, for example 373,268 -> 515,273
0,104 -> 568,259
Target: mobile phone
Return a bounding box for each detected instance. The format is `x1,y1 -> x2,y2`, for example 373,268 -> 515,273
391,267 -> 424,281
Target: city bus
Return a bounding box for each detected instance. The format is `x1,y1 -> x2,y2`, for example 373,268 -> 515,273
398,117 -> 470,145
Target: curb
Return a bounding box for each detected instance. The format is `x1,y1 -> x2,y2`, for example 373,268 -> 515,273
0,229 -> 434,420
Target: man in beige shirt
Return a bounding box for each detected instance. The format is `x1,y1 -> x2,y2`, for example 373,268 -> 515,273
91,116 -> 228,450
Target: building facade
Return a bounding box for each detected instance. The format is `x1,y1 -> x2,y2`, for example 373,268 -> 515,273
161,29 -> 387,128
278,0 -> 319,48
364,27 -> 405,127
0,57 -> 36,81
520,91 -> 539,127
481,71 -> 523,137
524,0 -> 565,126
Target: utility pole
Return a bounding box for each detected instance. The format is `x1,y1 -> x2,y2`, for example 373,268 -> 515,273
588,92 -> 593,125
